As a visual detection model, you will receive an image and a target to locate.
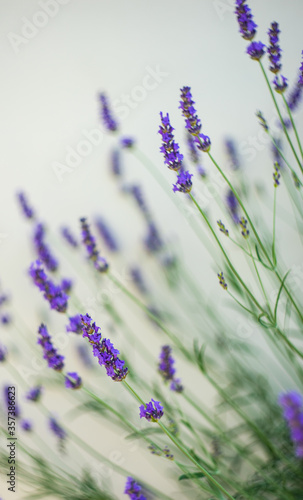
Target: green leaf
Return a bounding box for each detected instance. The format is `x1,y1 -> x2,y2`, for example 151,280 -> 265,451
178,472 -> 206,481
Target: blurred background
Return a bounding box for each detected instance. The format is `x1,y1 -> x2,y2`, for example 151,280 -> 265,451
1,0 -> 303,498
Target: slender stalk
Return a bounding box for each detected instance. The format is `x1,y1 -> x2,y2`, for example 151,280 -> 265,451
282,93 -> 303,162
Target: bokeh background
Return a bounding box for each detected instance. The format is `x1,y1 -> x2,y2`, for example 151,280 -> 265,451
1,0 -> 303,498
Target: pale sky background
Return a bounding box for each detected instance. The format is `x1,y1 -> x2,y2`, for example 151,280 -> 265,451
1,1 -> 303,498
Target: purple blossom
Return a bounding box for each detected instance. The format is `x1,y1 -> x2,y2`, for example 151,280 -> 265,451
80,314 -> 128,381
287,82 -> 303,112
225,138 -> 240,170
235,0 -> 257,41
144,222 -> 163,253
267,22 -> 282,74
159,112 -> 183,171
80,217 -> 109,273
196,134 -> 211,153
0,344 -> 7,362
130,185 -> 149,217
247,41 -> 266,60
61,226 -> 78,248
279,391 -> 303,458
21,419 -> 32,432
99,92 -> 118,132
173,170 -> 193,193
29,260 -> 69,313
124,477 -> 147,500
37,323 -> 65,372
130,266 -> 148,295
111,149 -> 122,176
60,278 -> 73,294
49,416 -> 66,441
120,137 -> 135,148
1,313 -> 11,325
33,223 -> 58,272
95,217 -> 119,252
66,314 -> 83,335
273,75 -> 288,94
65,372 -> 82,389
217,220 -> 229,237
226,189 -> 240,223
26,386 -> 42,402
179,87 -> 202,136
17,191 -> 35,219
159,345 -> 183,393
139,399 -> 164,422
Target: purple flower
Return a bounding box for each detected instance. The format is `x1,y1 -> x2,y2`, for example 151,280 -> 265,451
130,266 -> 148,295
61,226 -> 78,248
159,112 -> 183,171
159,345 -> 183,393
130,184 -> 149,217
196,134 -> 211,153
120,137 -> 135,148
98,92 -> 118,132
139,399 -> 164,422
33,223 -> 58,272
60,278 -> 73,295
66,314 -> 83,335
273,75 -> 288,94
267,22 -> 282,74
287,82 -> 303,112
49,416 -> 66,441
17,191 -> 35,219
0,344 -> 7,362
239,217 -> 249,238
225,138 -> 240,170
179,87 -> 202,136
144,222 -> 163,253
37,323 -> 65,372
80,314 -> 128,381
279,391 -> 303,458
95,217 -> 119,252
226,189 -> 240,223
186,133 -> 206,177
124,477 -> 147,500
1,313 -> 11,325
65,372 -> 82,389
26,386 -> 42,402
21,419 -> 32,432
80,217 -> 109,272
247,41 -> 266,60
111,149 -> 122,176
235,0 -> 257,41
29,260 -> 69,313
173,170 -> 193,193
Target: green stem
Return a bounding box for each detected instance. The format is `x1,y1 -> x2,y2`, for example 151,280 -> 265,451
282,93 -> 303,162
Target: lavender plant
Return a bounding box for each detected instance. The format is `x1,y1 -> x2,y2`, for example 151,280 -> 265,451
1,2 -> 303,499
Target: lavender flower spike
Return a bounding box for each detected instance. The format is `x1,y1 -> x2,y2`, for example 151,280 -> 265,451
247,41 -> 266,61
99,92 -> 118,132
80,314 -> 128,381
173,170 -> 193,194
80,217 -> 109,272
279,391 -> 303,458
65,372 -> 82,389
38,324 -> 65,372
159,345 -> 183,393
49,416 -> 66,442
139,399 -> 164,422
95,216 -> 119,252
61,226 -> 78,248
273,75 -> 288,94
124,477 -> 147,500
26,386 -> 42,402
179,87 -> 211,153
159,112 -> 183,171
33,223 -> 58,272
17,191 -> 35,219
29,260 -> 69,313
235,0 -> 257,41
66,314 -> 83,335
267,22 -> 282,74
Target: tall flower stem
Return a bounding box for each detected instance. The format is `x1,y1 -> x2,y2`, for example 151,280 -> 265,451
122,380 -> 236,500
282,93 -> 303,161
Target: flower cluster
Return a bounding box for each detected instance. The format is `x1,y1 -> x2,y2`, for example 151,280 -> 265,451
65,372 -> 82,389
80,314 -> 128,381
49,416 -> 66,442
218,272 -> 227,290
29,260 -> 69,313
273,161 -> 281,187
246,41 -> 266,61
120,137 -> 135,148
235,0 -> 257,41
144,221 -> 163,253
217,220 -> 229,236
17,191 -> 35,219
158,345 -> 183,393
225,138 -> 240,170
111,149 -> 122,176
66,314 -> 83,334
159,112 -> 183,171
99,92 -> 118,132
226,189 -> 240,223
130,266 -> 148,295
239,217 -> 249,238
279,391 -> 303,458
124,477 -> 146,500
179,87 -> 211,152
148,444 -> 174,460
26,386 -> 42,402
268,22 -> 282,74
21,419 -> 32,432
80,217 -> 109,272
61,226 -> 78,248
273,75 -> 288,94
95,217 -> 119,252
33,223 -> 58,272
173,170 -> 193,194
37,324 -> 65,371
139,399 -> 164,422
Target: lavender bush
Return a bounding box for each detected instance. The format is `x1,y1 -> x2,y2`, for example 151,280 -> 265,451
0,2 -> 303,499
